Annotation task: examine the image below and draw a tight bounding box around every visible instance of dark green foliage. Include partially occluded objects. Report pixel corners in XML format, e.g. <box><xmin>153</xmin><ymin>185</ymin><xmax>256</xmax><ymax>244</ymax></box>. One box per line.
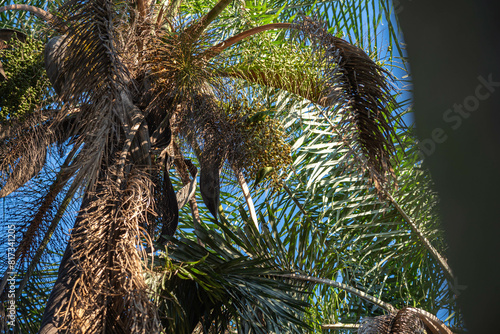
<box><xmin>0</xmin><ymin>37</ymin><xmax>51</xmax><ymax>122</ymax></box>
<box><xmin>152</xmin><ymin>220</ymin><xmax>311</xmax><ymax>334</ymax></box>
<box><xmin>0</xmin><ymin>1</ymin><xmax>463</xmax><ymax>333</ymax></box>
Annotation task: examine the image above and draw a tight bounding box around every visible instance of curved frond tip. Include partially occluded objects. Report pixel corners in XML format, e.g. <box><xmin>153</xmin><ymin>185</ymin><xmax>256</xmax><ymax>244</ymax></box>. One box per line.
<box><xmin>0</xmin><ymin>5</ymin><xmax>55</xmax><ymax>22</ymax></box>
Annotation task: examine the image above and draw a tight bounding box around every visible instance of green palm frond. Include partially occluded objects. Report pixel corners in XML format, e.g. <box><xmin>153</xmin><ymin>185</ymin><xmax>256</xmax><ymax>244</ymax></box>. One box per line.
<box><xmin>215</xmin><ymin>17</ymin><xmax>397</xmax><ymax>190</ymax></box>
<box><xmin>0</xmin><ymin>1</ymin><xmax>463</xmax><ymax>333</ymax></box>
<box><xmin>0</xmin><ymin>1</ymin><xmax>60</xmax><ymax>33</ymax></box>
<box><xmin>261</xmin><ymin>101</ymin><xmax>461</xmax><ymax>328</ymax></box>
<box><xmin>153</xmin><ymin>216</ymin><xmax>315</xmax><ymax>334</ymax></box>
<box><xmin>154</xmin><ymin>240</ymin><xmax>311</xmax><ymax>333</ymax></box>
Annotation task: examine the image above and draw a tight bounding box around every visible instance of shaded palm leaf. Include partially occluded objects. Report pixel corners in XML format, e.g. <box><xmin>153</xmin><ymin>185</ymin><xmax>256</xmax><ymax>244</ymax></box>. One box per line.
<box><xmin>153</xmin><ymin>220</ymin><xmax>312</xmax><ymax>334</ymax></box>
<box><xmin>0</xmin><ymin>1</ymin><xmax>462</xmax><ymax>333</ymax></box>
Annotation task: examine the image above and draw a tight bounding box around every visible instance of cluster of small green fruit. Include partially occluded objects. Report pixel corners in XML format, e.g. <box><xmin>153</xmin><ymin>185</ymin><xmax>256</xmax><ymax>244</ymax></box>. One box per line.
<box><xmin>0</xmin><ymin>37</ymin><xmax>51</xmax><ymax>122</ymax></box>
<box><xmin>226</xmin><ymin>102</ymin><xmax>292</xmax><ymax>188</ymax></box>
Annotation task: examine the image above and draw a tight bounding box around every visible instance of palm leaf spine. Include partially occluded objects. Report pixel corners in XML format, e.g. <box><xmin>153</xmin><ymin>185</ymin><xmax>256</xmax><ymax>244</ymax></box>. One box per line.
<box><xmin>385</xmin><ymin>192</ymin><xmax>455</xmax><ymax>283</ymax></box>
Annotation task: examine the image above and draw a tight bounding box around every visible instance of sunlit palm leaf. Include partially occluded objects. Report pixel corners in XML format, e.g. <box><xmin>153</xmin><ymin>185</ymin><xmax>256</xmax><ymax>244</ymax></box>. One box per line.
<box><xmin>0</xmin><ymin>1</ymin><xmax>463</xmax><ymax>333</ymax></box>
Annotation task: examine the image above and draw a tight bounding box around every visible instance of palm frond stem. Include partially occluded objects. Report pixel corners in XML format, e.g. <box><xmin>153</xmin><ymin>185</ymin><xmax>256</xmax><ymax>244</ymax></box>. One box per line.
<box><xmin>0</xmin><ymin>4</ymin><xmax>54</xmax><ymax>22</ymax></box>
<box><xmin>157</xmin><ymin>0</ymin><xmax>182</xmax><ymax>30</ymax></box>
<box><xmin>385</xmin><ymin>192</ymin><xmax>455</xmax><ymax>283</ymax></box>
<box><xmin>233</xmin><ymin>167</ymin><xmax>258</xmax><ymax>230</ymax></box>
<box><xmin>182</xmin><ymin>0</ymin><xmax>232</xmax><ymax>43</ymax></box>
<box><xmin>278</xmin><ymin>273</ymin><xmax>397</xmax><ymax>312</ymax></box>
<box><xmin>136</xmin><ymin>0</ymin><xmax>150</xmax><ymax>19</ymax></box>
<box><xmin>322</xmin><ymin>323</ymin><xmax>360</xmax><ymax>330</ymax></box>
<box><xmin>202</xmin><ymin>23</ymin><xmax>292</xmax><ymax>59</ymax></box>
<box><xmin>155</xmin><ymin>4</ymin><xmax>165</xmax><ymax>29</ymax></box>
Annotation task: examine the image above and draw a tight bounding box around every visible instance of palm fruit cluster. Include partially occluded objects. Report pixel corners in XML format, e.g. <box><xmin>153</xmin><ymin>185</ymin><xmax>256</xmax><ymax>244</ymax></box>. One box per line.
<box><xmin>225</xmin><ymin>100</ymin><xmax>292</xmax><ymax>188</ymax></box>
<box><xmin>147</xmin><ymin>29</ymin><xmax>213</xmax><ymax>102</ymax></box>
<box><xmin>0</xmin><ymin>37</ymin><xmax>51</xmax><ymax>122</ymax></box>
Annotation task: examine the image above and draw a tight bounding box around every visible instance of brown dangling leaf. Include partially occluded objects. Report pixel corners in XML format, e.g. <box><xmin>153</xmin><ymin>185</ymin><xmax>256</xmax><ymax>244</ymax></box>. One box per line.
<box><xmin>200</xmin><ymin>158</ymin><xmax>222</xmax><ymax>220</ymax></box>
<box><xmin>157</xmin><ymin>158</ymin><xmax>198</xmax><ymax>243</ymax></box>
<box><xmin>176</xmin><ymin>159</ymin><xmax>197</xmax><ymax>209</ymax></box>
<box><xmin>150</xmin><ymin>117</ymin><xmax>172</xmax><ymax>149</ymax></box>
<box><xmin>158</xmin><ymin>157</ymin><xmax>179</xmax><ymax>243</ymax></box>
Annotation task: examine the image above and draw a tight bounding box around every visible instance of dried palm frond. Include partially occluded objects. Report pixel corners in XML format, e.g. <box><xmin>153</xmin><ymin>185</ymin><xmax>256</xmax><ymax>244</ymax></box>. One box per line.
<box><xmin>214</xmin><ymin>16</ymin><xmax>398</xmax><ymax>191</ymax></box>
<box><xmin>5</xmin><ymin>152</ymin><xmax>75</xmax><ymax>262</ymax></box>
<box><xmin>294</xmin><ymin>16</ymin><xmax>397</xmax><ymax>190</ymax></box>
<box><xmin>360</xmin><ymin>309</ymin><xmax>426</xmax><ymax>334</ymax></box>
<box><xmin>0</xmin><ymin>148</ymin><xmax>78</xmax><ymax>303</ymax></box>
<box><xmin>56</xmin><ymin>166</ymin><xmax>159</xmax><ymax>333</ymax></box>
<box><xmin>0</xmin><ymin>112</ymin><xmax>51</xmax><ymax>198</ymax></box>
<box><xmin>359</xmin><ymin>307</ymin><xmax>454</xmax><ymax>334</ymax></box>
<box><xmin>45</xmin><ymin>0</ymin><xmax>138</xmax><ymax>189</ymax></box>
<box><xmin>0</xmin><ymin>108</ymin><xmax>82</xmax><ymax>282</ymax></box>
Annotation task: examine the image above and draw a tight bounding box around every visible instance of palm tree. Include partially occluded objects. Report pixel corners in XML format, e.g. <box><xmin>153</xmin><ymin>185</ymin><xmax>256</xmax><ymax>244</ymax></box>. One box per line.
<box><xmin>0</xmin><ymin>0</ymin><xmax>462</xmax><ymax>333</ymax></box>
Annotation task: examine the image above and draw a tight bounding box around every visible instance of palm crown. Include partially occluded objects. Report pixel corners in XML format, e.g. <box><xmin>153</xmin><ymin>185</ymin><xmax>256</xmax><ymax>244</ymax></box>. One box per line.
<box><xmin>0</xmin><ymin>1</ymin><xmax>462</xmax><ymax>333</ymax></box>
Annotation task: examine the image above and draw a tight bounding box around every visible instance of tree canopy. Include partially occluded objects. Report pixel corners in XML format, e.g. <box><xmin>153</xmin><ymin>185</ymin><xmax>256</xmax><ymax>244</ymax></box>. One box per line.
<box><xmin>0</xmin><ymin>1</ymin><xmax>463</xmax><ymax>333</ymax></box>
